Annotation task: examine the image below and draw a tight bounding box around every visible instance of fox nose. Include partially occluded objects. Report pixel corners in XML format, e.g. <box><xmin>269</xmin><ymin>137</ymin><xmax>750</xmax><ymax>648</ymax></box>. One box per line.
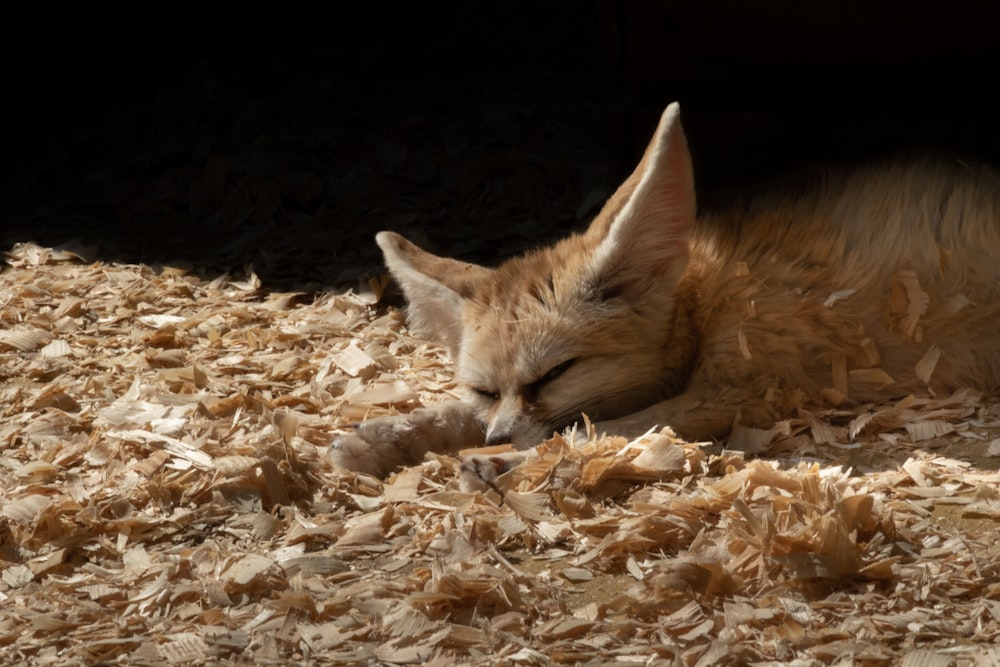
<box><xmin>485</xmin><ymin>397</ymin><xmax>520</xmax><ymax>446</ymax></box>
<box><xmin>485</xmin><ymin>429</ymin><xmax>512</xmax><ymax>446</ymax></box>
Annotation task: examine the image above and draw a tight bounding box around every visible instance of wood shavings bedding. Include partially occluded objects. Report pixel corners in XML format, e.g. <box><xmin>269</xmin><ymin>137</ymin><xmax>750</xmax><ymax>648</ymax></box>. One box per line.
<box><xmin>2</xmin><ymin>242</ymin><xmax>1000</xmax><ymax>665</ymax></box>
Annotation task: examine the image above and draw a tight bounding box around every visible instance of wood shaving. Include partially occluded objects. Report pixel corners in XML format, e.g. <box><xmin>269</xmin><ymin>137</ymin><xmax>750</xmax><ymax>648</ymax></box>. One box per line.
<box><xmin>2</xmin><ymin>242</ymin><xmax>1000</xmax><ymax>665</ymax></box>
<box><xmin>891</xmin><ymin>269</ymin><xmax>930</xmax><ymax>341</ymax></box>
<box><xmin>915</xmin><ymin>344</ymin><xmax>942</xmax><ymax>383</ymax></box>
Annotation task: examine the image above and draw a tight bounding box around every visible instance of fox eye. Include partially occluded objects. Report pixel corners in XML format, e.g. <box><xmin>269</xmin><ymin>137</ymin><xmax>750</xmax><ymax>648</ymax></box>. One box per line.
<box><xmin>534</xmin><ymin>358</ymin><xmax>577</xmax><ymax>389</ymax></box>
<box><xmin>472</xmin><ymin>387</ymin><xmax>499</xmax><ymax>402</ymax></box>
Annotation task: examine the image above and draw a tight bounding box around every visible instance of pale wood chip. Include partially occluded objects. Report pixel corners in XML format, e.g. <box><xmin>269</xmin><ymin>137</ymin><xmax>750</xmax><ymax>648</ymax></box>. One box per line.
<box><xmin>114</xmin><ymin>429</ymin><xmax>215</xmax><ymax>470</ymax></box>
<box><xmin>849</xmin><ymin>367</ymin><xmax>896</xmax><ymax>386</ymax></box>
<box><xmin>890</xmin><ymin>269</ymin><xmax>930</xmax><ymax>341</ymax></box>
<box><xmin>505</xmin><ymin>491</ymin><xmax>556</xmax><ymax>522</ymax></box>
<box><xmin>331</xmin><ymin>343</ymin><xmax>379</xmax><ymax>377</ymax></box>
<box><xmin>737</xmin><ymin>322</ymin><xmax>752</xmax><ymax>360</ymax></box>
<box><xmin>349</xmin><ymin>379</ymin><xmax>419</xmax><ymax>406</ymax></box>
<box><xmin>899</xmin><ymin>650</ymin><xmax>954</xmax><ymax>667</ymax></box>
<box><xmin>915</xmin><ymin>344</ymin><xmax>942</xmax><ymax>383</ymax></box>
<box><xmin>335</xmin><ymin>509</ymin><xmax>390</xmax><ymax>546</ymax></box>
<box><xmin>824</xmin><ymin>288</ymin><xmax>856</xmax><ymax>307</ymax></box>
<box><xmin>222</xmin><ymin>554</ymin><xmax>280</xmax><ymax>590</ymax></box>
<box><xmin>158</xmin><ymin>633</ymin><xmax>210</xmax><ymax>664</ymax></box>
<box><xmin>905</xmin><ymin>420</ymin><xmax>955</xmax><ymax>441</ymax></box>
<box><xmin>830</xmin><ymin>351</ymin><xmax>849</xmax><ymax>397</ymax></box>
<box><xmin>0</xmin><ymin>326</ymin><xmax>53</xmax><ymax>351</ymax></box>
<box><xmin>859</xmin><ymin>335</ymin><xmax>881</xmax><ymax>366</ymax></box>
<box><xmin>943</xmin><ymin>292</ymin><xmax>970</xmax><ymax>316</ymax></box>
<box><xmin>39</xmin><ymin>338</ymin><xmax>72</xmax><ymax>358</ymax></box>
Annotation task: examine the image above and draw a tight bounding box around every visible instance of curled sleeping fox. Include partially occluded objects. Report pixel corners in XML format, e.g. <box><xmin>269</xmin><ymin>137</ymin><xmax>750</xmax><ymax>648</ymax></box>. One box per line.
<box><xmin>331</xmin><ymin>102</ymin><xmax>1000</xmax><ymax>477</ymax></box>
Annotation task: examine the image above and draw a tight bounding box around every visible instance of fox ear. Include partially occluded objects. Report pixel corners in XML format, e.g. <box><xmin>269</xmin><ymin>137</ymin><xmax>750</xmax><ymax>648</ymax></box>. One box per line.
<box><xmin>586</xmin><ymin>103</ymin><xmax>695</xmax><ymax>295</ymax></box>
<box><xmin>376</xmin><ymin>231</ymin><xmax>492</xmax><ymax>356</ymax></box>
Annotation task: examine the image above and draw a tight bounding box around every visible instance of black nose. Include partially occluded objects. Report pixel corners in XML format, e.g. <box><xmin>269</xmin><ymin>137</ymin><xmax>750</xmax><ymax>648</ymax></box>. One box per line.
<box><xmin>485</xmin><ymin>431</ymin><xmax>511</xmax><ymax>446</ymax></box>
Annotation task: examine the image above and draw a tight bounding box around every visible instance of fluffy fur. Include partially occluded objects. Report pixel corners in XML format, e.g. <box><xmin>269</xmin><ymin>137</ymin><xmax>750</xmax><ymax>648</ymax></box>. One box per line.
<box><xmin>331</xmin><ymin>103</ymin><xmax>1000</xmax><ymax>477</ymax></box>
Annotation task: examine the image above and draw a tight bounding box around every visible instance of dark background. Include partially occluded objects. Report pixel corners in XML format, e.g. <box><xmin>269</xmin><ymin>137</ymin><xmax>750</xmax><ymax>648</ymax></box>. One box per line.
<box><xmin>4</xmin><ymin>1</ymin><xmax>1000</xmax><ymax>290</ymax></box>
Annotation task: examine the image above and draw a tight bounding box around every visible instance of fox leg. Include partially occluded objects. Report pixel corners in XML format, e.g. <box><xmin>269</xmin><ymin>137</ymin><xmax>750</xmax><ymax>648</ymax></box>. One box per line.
<box><xmin>459</xmin><ymin>386</ymin><xmax>767</xmax><ymax>486</ymax></box>
<box><xmin>330</xmin><ymin>400</ymin><xmax>485</xmax><ymax>477</ymax></box>
<box><xmin>594</xmin><ymin>384</ymin><xmax>773</xmax><ymax>442</ymax></box>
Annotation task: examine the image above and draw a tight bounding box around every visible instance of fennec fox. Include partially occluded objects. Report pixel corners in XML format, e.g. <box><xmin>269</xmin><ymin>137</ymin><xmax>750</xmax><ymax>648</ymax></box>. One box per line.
<box><xmin>332</xmin><ymin>103</ymin><xmax>1000</xmax><ymax>477</ymax></box>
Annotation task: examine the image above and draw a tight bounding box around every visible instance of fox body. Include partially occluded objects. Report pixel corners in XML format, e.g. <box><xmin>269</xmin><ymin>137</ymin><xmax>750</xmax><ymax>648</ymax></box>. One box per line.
<box><xmin>332</xmin><ymin>103</ymin><xmax>1000</xmax><ymax>477</ymax></box>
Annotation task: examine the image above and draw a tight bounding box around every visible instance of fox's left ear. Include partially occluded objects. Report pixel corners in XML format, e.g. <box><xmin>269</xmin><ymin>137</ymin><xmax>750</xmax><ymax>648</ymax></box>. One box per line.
<box><xmin>585</xmin><ymin>103</ymin><xmax>695</xmax><ymax>295</ymax></box>
<box><xmin>376</xmin><ymin>231</ymin><xmax>492</xmax><ymax>356</ymax></box>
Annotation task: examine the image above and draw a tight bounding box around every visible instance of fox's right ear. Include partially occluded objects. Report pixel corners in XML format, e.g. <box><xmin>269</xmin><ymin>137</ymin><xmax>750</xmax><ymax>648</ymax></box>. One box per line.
<box><xmin>375</xmin><ymin>231</ymin><xmax>492</xmax><ymax>356</ymax></box>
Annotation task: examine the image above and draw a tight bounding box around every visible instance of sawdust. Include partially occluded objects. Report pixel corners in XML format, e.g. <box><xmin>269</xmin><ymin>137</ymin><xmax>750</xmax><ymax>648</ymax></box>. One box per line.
<box><xmin>3</xmin><ymin>243</ymin><xmax>1000</xmax><ymax>665</ymax></box>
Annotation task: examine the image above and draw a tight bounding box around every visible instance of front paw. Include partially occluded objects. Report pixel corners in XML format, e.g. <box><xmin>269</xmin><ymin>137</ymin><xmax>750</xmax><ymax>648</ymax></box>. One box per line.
<box><xmin>330</xmin><ymin>428</ymin><xmax>415</xmax><ymax>478</ymax></box>
<box><xmin>459</xmin><ymin>450</ymin><xmax>530</xmax><ymax>490</ymax></box>
<box><xmin>329</xmin><ymin>402</ymin><xmax>486</xmax><ymax>478</ymax></box>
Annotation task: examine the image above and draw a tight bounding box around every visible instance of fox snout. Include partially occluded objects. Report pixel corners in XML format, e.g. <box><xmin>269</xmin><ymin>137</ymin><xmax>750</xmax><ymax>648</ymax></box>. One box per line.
<box><xmin>482</xmin><ymin>394</ymin><xmax>523</xmax><ymax>446</ymax></box>
<box><xmin>484</xmin><ymin>425</ymin><xmax>513</xmax><ymax>446</ymax></box>
<box><xmin>481</xmin><ymin>394</ymin><xmax>552</xmax><ymax>446</ymax></box>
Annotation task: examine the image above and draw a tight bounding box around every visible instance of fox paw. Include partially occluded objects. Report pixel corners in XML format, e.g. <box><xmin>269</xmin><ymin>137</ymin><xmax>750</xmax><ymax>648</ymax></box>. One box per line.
<box><xmin>329</xmin><ymin>432</ymin><xmax>407</xmax><ymax>478</ymax></box>
<box><xmin>329</xmin><ymin>402</ymin><xmax>486</xmax><ymax>478</ymax></box>
<box><xmin>458</xmin><ymin>450</ymin><xmax>531</xmax><ymax>490</ymax></box>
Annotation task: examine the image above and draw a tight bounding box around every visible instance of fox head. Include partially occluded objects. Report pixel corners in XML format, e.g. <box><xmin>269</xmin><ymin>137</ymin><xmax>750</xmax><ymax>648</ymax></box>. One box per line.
<box><xmin>377</xmin><ymin>103</ymin><xmax>698</xmax><ymax>446</ymax></box>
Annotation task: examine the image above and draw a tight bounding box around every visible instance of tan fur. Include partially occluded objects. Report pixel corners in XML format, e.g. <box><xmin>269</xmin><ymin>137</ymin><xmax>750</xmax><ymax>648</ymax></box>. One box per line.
<box><xmin>332</xmin><ymin>103</ymin><xmax>1000</xmax><ymax>476</ymax></box>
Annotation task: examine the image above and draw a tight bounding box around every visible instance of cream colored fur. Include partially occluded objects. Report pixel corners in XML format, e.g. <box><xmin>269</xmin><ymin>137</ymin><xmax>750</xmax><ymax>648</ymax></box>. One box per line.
<box><xmin>331</xmin><ymin>103</ymin><xmax>1000</xmax><ymax>477</ymax></box>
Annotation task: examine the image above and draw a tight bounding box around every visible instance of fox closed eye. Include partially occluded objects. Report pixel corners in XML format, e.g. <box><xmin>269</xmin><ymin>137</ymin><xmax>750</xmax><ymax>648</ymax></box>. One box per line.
<box><xmin>532</xmin><ymin>359</ymin><xmax>577</xmax><ymax>388</ymax></box>
<box><xmin>472</xmin><ymin>387</ymin><xmax>500</xmax><ymax>402</ymax></box>
<box><xmin>530</xmin><ymin>358</ymin><xmax>577</xmax><ymax>393</ymax></box>
<box><xmin>469</xmin><ymin>358</ymin><xmax>577</xmax><ymax>403</ymax></box>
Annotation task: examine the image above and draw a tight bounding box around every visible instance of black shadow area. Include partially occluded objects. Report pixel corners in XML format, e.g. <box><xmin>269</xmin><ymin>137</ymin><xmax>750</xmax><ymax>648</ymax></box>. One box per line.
<box><xmin>3</xmin><ymin>2</ymin><xmax>1000</xmax><ymax>291</ymax></box>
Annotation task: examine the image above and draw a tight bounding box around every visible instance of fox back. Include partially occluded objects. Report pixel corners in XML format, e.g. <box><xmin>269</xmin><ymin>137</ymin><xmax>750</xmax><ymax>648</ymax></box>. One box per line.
<box><xmin>376</xmin><ymin>103</ymin><xmax>1000</xmax><ymax>447</ymax></box>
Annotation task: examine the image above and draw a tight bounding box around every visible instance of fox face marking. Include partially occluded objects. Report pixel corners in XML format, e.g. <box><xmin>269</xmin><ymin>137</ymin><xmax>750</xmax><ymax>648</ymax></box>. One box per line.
<box><xmin>462</xmin><ymin>346</ymin><xmax>581</xmax><ymax>446</ymax></box>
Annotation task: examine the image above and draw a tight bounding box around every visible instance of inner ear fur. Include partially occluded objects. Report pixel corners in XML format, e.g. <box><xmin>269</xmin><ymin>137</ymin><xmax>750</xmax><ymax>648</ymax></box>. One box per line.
<box><xmin>376</xmin><ymin>231</ymin><xmax>493</xmax><ymax>356</ymax></box>
<box><xmin>583</xmin><ymin>103</ymin><xmax>696</xmax><ymax>295</ymax></box>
